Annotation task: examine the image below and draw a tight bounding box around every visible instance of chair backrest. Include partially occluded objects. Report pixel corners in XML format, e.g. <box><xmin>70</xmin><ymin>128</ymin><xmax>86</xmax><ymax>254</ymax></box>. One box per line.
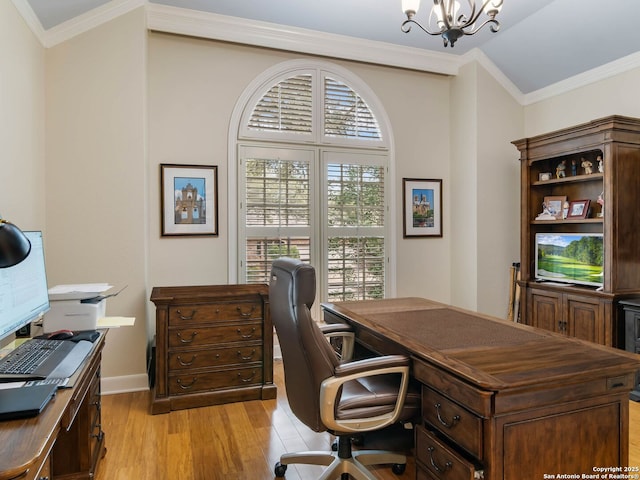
<box><xmin>269</xmin><ymin>257</ymin><xmax>339</xmax><ymax>432</ymax></box>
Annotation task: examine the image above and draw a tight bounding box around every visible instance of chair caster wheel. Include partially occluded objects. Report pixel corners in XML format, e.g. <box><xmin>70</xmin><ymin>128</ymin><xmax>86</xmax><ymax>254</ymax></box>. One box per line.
<box><xmin>392</xmin><ymin>463</ymin><xmax>406</xmax><ymax>475</ymax></box>
<box><xmin>274</xmin><ymin>462</ymin><xmax>287</xmax><ymax>477</ymax></box>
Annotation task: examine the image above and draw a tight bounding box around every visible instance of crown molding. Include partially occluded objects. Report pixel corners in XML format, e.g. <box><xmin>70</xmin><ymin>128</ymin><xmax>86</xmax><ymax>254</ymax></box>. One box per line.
<box><xmin>11</xmin><ymin>0</ymin><xmax>45</xmax><ymax>42</ymax></box>
<box><xmin>146</xmin><ymin>4</ymin><xmax>462</xmax><ymax>77</ymax></box>
<box><xmin>462</xmin><ymin>48</ymin><xmax>525</xmax><ymax>104</ymax></box>
<box><xmin>524</xmin><ymin>50</ymin><xmax>640</xmax><ymax>105</ymax></box>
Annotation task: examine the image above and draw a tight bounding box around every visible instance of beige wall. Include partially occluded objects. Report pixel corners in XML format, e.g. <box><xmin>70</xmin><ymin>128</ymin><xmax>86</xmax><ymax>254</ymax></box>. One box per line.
<box><xmin>45</xmin><ymin>9</ymin><xmax>148</xmax><ymax>390</ymax></box>
<box><xmin>524</xmin><ymin>67</ymin><xmax>640</xmax><ymax>136</ymax></box>
<box><xmin>1</xmin><ymin>2</ymin><xmax>46</xmax><ymax>230</ymax></box>
<box><xmin>147</xmin><ymin>33</ymin><xmax>454</xmax><ymax>304</ymax></box>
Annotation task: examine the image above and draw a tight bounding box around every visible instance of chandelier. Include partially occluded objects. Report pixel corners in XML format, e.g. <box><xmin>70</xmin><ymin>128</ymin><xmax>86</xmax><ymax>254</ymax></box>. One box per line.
<box><xmin>401</xmin><ymin>0</ymin><xmax>503</xmax><ymax>47</ymax></box>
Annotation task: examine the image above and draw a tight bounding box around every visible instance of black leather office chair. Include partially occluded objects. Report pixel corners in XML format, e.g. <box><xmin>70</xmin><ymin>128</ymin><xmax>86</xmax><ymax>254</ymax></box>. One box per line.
<box><xmin>269</xmin><ymin>257</ymin><xmax>420</xmax><ymax>479</ymax></box>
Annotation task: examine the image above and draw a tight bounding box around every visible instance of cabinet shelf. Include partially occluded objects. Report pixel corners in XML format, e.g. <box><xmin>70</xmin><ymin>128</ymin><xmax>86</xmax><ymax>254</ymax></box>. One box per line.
<box><xmin>531</xmin><ymin>172</ymin><xmax>603</xmax><ymax>187</ymax></box>
<box><xmin>531</xmin><ymin>218</ymin><xmax>603</xmax><ymax>225</ymax></box>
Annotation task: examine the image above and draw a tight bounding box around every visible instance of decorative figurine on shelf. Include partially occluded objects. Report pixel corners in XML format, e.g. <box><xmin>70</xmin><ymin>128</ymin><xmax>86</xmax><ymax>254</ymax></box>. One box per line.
<box><xmin>562</xmin><ymin>200</ymin><xmax>570</xmax><ymax>219</ymax></box>
<box><xmin>597</xmin><ymin>190</ymin><xmax>604</xmax><ymax>217</ymax></box>
<box><xmin>536</xmin><ymin>202</ymin><xmax>557</xmax><ymax>221</ymax></box>
<box><xmin>597</xmin><ymin>155</ymin><xmax>604</xmax><ymax>173</ymax></box>
<box><xmin>581</xmin><ymin>158</ymin><xmax>593</xmax><ymax>174</ymax></box>
<box><xmin>571</xmin><ymin>159</ymin><xmax>578</xmax><ymax>176</ymax></box>
<box><xmin>556</xmin><ymin>160</ymin><xmax>566</xmax><ymax>178</ymax></box>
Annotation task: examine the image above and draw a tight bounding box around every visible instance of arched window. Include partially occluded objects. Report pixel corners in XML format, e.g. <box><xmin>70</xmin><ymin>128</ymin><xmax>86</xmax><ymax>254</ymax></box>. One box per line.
<box><xmin>231</xmin><ymin>60</ymin><xmax>394</xmax><ymax>303</ymax></box>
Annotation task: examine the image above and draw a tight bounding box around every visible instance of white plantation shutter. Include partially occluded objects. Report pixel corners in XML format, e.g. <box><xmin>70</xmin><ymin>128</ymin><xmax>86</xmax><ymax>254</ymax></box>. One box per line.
<box><xmin>324</xmin><ymin>77</ymin><xmax>381</xmax><ymax>141</ymax></box>
<box><xmin>238</xmin><ymin>64</ymin><xmax>389</xmax><ymax>301</ymax></box>
<box><xmin>247</xmin><ymin>75</ymin><xmax>313</xmax><ymax>135</ymax></box>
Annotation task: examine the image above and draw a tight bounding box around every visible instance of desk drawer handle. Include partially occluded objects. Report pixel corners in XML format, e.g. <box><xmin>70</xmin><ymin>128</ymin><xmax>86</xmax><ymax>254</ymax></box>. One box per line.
<box><xmin>176</xmin><ymin>309</ymin><xmax>196</xmax><ymax>320</ymax></box>
<box><xmin>237</xmin><ymin>349</ymin><xmax>257</xmax><ymax>361</ymax></box>
<box><xmin>237</xmin><ymin>305</ymin><xmax>257</xmax><ymax>317</ymax></box>
<box><xmin>237</xmin><ymin>327</ymin><xmax>256</xmax><ymax>339</ymax></box>
<box><xmin>238</xmin><ymin>370</ymin><xmax>256</xmax><ymax>383</ymax></box>
<box><xmin>177</xmin><ymin>377</ymin><xmax>198</xmax><ymax>389</ymax></box>
<box><xmin>177</xmin><ymin>354</ymin><xmax>197</xmax><ymax>366</ymax></box>
<box><xmin>434</xmin><ymin>403</ymin><xmax>460</xmax><ymax>428</ymax></box>
<box><xmin>427</xmin><ymin>446</ymin><xmax>452</xmax><ymax>473</ymax></box>
<box><xmin>177</xmin><ymin>331</ymin><xmax>198</xmax><ymax>343</ymax></box>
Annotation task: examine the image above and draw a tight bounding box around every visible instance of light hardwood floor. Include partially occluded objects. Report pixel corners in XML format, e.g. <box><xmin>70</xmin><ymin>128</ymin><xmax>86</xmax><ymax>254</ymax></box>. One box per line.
<box><xmin>96</xmin><ymin>361</ymin><xmax>640</xmax><ymax>480</ymax></box>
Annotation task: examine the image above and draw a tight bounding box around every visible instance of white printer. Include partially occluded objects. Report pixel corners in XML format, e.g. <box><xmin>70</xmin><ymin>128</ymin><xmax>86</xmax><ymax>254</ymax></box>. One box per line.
<box><xmin>43</xmin><ymin>284</ymin><xmax>123</xmax><ymax>333</ymax></box>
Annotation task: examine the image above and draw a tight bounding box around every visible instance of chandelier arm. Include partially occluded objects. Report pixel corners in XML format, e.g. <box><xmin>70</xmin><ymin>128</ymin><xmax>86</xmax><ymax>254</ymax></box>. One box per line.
<box><xmin>462</xmin><ymin>17</ymin><xmax>500</xmax><ymax>35</ymax></box>
<box><xmin>401</xmin><ymin>19</ymin><xmax>443</xmax><ymax>36</ymax></box>
<box><xmin>461</xmin><ymin>0</ymin><xmax>500</xmax><ymax>28</ymax></box>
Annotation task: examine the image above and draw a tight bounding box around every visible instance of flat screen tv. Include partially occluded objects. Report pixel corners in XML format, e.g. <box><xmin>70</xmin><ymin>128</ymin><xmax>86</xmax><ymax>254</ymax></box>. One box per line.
<box><xmin>534</xmin><ymin>233</ymin><xmax>604</xmax><ymax>287</ymax></box>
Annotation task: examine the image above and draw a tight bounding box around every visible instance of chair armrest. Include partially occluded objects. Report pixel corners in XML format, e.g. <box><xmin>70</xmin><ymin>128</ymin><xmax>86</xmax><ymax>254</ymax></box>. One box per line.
<box><xmin>334</xmin><ymin>354</ymin><xmax>409</xmax><ymax>377</ymax></box>
<box><xmin>319</xmin><ymin>324</ymin><xmax>355</xmax><ymax>361</ymax></box>
<box><xmin>319</xmin><ymin>355</ymin><xmax>410</xmax><ymax>433</ymax></box>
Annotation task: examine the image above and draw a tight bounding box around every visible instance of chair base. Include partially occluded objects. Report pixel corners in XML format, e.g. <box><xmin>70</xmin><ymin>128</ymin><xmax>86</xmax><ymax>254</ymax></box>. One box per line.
<box><xmin>275</xmin><ymin>436</ymin><xmax>407</xmax><ymax>480</ymax></box>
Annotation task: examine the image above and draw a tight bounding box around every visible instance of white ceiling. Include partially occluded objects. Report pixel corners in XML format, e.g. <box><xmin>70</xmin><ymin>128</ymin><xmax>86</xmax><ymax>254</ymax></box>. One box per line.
<box><xmin>23</xmin><ymin>0</ymin><xmax>640</xmax><ymax>95</ymax></box>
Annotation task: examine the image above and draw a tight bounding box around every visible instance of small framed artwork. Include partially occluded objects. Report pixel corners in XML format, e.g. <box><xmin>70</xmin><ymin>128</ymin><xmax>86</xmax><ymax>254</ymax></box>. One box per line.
<box><xmin>567</xmin><ymin>199</ymin><xmax>591</xmax><ymax>219</ymax></box>
<box><xmin>161</xmin><ymin>164</ymin><xmax>219</xmax><ymax>236</ymax></box>
<box><xmin>403</xmin><ymin>178</ymin><xmax>443</xmax><ymax>238</ymax></box>
<box><xmin>543</xmin><ymin>195</ymin><xmax>567</xmax><ymax>220</ymax></box>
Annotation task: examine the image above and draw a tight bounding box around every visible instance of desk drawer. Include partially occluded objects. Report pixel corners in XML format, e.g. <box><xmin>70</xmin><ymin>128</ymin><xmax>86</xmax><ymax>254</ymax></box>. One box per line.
<box><xmin>168</xmin><ymin>323</ymin><xmax>262</xmax><ymax>348</ymax></box>
<box><xmin>169</xmin><ymin>366</ymin><xmax>263</xmax><ymax>395</ymax></box>
<box><xmin>168</xmin><ymin>345</ymin><xmax>263</xmax><ymax>370</ymax></box>
<box><xmin>416</xmin><ymin>426</ymin><xmax>478</xmax><ymax>480</ymax></box>
<box><xmin>169</xmin><ymin>301</ymin><xmax>262</xmax><ymax>325</ymax></box>
<box><xmin>422</xmin><ymin>386</ymin><xmax>483</xmax><ymax>459</ymax></box>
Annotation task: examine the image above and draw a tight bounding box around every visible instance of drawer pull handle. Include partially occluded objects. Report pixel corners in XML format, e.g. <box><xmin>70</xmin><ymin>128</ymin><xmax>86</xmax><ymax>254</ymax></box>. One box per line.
<box><xmin>177</xmin><ymin>377</ymin><xmax>198</xmax><ymax>389</ymax></box>
<box><xmin>434</xmin><ymin>403</ymin><xmax>460</xmax><ymax>428</ymax></box>
<box><xmin>177</xmin><ymin>354</ymin><xmax>197</xmax><ymax>366</ymax></box>
<box><xmin>176</xmin><ymin>309</ymin><xmax>196</xmax><ymax>320</ymax></box>
<box><xmin>427</xmin><ymin>446</ymin><xmax>453</xmax><ymax>473</ymax></box>
<box><xmin>238</xmin><ymin>370</ymin><xmax>256</xmax><ymax>383</ymax></box>
<box><xmin>177</xmin><ymin>331</ymin><xmax>198</xmax><ymax>343</ymax></box>
<box><xmin>237</xmin><ymin>349</ymin><xmax>257</xmax><ymax>361</ymax></box>
<box><xmin>237</xmin><ymin>305</ymin><xmax>257</xmax><ymax>317</ymax></box>
<box><xmin>237</xmin><ymin>327</ymin><xmax>256</xmax><ymax>339</ymax></box>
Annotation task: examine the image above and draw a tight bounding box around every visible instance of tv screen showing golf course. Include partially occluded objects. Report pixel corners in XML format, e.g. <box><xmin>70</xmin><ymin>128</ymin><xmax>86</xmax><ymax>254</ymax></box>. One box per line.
<box><xmin>535</xmin><ymin>233</ymin><xmax>604</xmax><ymax>287</ymax></box>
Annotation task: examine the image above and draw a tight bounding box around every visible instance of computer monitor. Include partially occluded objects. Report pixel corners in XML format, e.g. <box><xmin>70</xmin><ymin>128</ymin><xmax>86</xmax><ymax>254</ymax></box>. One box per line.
<box><xmin>0</xmin><ymin>231</ymin><xmax>50</xmax><ymax>342</ymax></box>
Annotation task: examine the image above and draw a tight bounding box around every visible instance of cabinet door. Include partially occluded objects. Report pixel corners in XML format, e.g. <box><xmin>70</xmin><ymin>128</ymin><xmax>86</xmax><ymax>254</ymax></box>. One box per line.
<box><xmin>529</xmin><ymin>289</ymin><xmax>562</xmax><ymax>333</ymax></box>
<box><xmin>566</xmin><ymin>295</ymin><xmax>604</xmax><ymax>344</ymax></box>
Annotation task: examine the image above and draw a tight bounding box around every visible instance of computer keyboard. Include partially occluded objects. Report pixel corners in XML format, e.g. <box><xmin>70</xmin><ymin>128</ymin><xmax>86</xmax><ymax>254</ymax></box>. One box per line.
<box><xmin>0</xmin><ymin>338</ymin><xmax>90</xmax><ymax>382</ymax></box>
<box><xmin>0</xmin><ymin>339</ymin><xmax>68</xmax><ymax>375</ymax></box>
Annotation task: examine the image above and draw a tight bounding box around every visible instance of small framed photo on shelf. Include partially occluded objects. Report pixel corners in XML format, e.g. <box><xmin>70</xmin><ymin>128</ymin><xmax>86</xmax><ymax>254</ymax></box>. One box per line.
<box><xmin>542</xmin><ymin>195</ymin><xmax>567</xmax><ymax>220</ymax></box>
<box><xmin>538</xmin><ymin>172</ymin><xmax>553</xmax><ymax>182</ymax></box>
<box><xmin>161</xmin><ymin>164</ymin><xmax>219</xmax><ymax>236</ymax></box>
<box><xmin>567</xmin><ymin>199</ymin><xmax>591</xmax><ymax>219</ymax></box>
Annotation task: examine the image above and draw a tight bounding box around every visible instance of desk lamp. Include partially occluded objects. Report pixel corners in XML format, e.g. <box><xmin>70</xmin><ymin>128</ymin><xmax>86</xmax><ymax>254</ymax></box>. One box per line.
<box><xmin>0</xmin><ymin>216</ymin><xmax>31</xmax><ymax>268</ymax></box>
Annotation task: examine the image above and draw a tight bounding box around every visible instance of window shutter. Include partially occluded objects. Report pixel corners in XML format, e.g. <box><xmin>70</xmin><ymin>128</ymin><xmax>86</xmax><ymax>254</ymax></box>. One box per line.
<box><xmin>324</xmin><ymin>77</ymin><xmax>381</xmax><ymax>140</ymax></box>
<box><xmin>247</xmin><ymin>75</ymin><xmax>313</xmax><ymax>134</ymax></box>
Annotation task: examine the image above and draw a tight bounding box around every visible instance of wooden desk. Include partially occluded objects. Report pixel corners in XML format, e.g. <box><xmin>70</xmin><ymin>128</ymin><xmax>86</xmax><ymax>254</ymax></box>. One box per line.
<box><xmin>0</xmin><ymin>333</ymin><xmax>106</xmax><ymax>480</ymax></box>
<box><xmin>322</xmin><ymin>298</ymin><xmax>640</xmax><ymax>480</ymax></box>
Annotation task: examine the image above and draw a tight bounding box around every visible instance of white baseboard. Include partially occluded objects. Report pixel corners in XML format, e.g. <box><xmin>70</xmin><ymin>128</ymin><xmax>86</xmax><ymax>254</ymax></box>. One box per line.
<box><xmin>101</xmin><ymin>373</ymin><xmax>149</xmax><ymax>395</ymax></box>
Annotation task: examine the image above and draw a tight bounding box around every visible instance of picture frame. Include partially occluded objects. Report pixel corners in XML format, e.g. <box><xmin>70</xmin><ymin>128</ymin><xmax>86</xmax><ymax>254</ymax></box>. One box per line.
<box><xmin>160</xmin><ymin>164</ymin><xmax>219</xmax><ymax>236</ymax></box>
<box><xmin>567</xmin><ymin>199</ymin><xmax>591</xmax><ymax>219</ymax></box>
<box><xmin>543</xmin><ymin>195</ymin><xmax>567</xmax><ymax>220</ymax></box>
<box><xmin>403</xmin><ymin>178</ymin><xmax>443</xmax><ymax>238</ymax></box>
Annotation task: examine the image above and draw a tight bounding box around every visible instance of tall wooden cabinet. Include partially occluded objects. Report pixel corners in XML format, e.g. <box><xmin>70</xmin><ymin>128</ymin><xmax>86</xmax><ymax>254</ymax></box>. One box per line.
<box><xmin>513</xmin><ymin>115</ymin><xmax>640</xmax><ymax>347</ymax></box>
<box><xmin>150</xmin><ymin>284</ymin><xmax>277</xmax><ymax>414</ymax></box>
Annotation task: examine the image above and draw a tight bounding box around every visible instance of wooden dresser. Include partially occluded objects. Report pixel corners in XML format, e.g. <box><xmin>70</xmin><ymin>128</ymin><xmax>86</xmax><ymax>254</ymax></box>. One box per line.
<box><xmin>150</xmin><ymin>284</ymin><xmax>277</xmax><ymax>414</ymax></box>
<box><xmin>0</xmin><ymin>332</ymin><xmax>106</xmax><ymax>480</ymax></box>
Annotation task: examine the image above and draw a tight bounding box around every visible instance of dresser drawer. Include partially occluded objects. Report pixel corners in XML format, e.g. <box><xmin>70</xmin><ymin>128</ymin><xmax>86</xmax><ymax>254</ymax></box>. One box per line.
<box><xmin>169</xmin><ymin>301</ymin><xmax>263</xmax><ymax>325</ymax></box>
<box><xmin>422</xmin><ymin>386</ymin><xmax>483</xmax><ymax>459</ymax></box>
<box><xmin>416</xmin><ymin>426</ymin><xmax>479</xmax><ymax>480</ymax></box>
<box><xmin>168</xmin><ymin>345</ymin><xmax>263</xmax><ymax>370</ymax></box>
<box><xmin>169</xmin><ymin>366</ymin><xmax>264</xmax><ymax>395</ymax></box>
<box><xmin>168</xmin><ymin>322</ymin><xmax>262</xmax><ymax>348</ymax></box>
